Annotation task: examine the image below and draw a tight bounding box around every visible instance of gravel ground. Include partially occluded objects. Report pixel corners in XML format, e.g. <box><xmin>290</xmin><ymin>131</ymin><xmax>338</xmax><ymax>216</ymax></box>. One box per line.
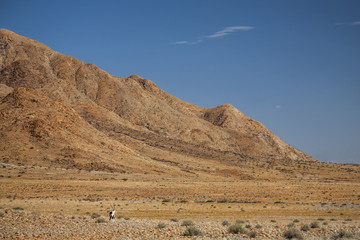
<box><xmin>0</xmin><ymin>210</ymin><xmax>359</xmax><ymax>239</ymax></box>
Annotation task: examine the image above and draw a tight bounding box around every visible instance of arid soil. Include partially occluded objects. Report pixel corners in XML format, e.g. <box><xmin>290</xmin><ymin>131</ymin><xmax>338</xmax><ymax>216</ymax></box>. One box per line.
<box><xmin>1</xmin><ymin>209</ymin><xmax>359</xmax><ymax>239</ymax></box>
<box><xmin>1</xmin><ymin>162</ymin><xmax>359</xmax><ymax>239</ymax></box>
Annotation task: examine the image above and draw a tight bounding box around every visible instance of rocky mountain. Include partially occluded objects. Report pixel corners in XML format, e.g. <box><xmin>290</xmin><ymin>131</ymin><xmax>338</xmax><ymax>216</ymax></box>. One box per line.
<box><xmin>0</xmin><ymin>29</ymin><xmax>315</xmax><ymax>175</ymax></box>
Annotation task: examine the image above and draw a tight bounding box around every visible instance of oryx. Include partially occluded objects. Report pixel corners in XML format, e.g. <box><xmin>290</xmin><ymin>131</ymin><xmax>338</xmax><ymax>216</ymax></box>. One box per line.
<box><xmin>109</xmin><ymin>203</ymin><xmax>116</xmax><ymax>221</ymax></box>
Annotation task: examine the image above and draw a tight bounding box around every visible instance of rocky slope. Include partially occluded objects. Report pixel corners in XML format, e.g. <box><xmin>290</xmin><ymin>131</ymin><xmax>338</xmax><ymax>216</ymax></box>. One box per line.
<box><xmin>0</xmin><ymin>29</ymin><xmax>315</xmax><ymax>174</ymax></box>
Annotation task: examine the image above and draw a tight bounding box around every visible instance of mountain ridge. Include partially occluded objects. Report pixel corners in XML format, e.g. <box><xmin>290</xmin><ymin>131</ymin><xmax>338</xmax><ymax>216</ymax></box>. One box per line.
<box><xmin>0</xmin><ymin>29</ymin><xmax>316</xmax><ymax>176</ymax></box>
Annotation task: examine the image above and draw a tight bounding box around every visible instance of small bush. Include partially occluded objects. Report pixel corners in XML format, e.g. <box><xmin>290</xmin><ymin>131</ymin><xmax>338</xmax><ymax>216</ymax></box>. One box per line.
<box><xmin>331</xmin><ymin>229</ymin><xmax>354</xmax><ymax>239</ymax></box>
<box><xmin>236</xmin><ymin>219</ymin><xmax>245</xmax><ymax>224</ymax></box>
<box><xmin>222</xmin><ymin>220</ymin><xmax>230</xmax><ymax>226</ymax></box>
<box><xmin>181</xmin><ymin>219</ymin><xmax>194</xmax><ymax>226</ymax></box>
<box><xmin>293</xmin><ymin>219</ymin><xmax>300</xmax><ymax>223</ymax></box>
<box><xmin>157</xmin><ymin>222</ymin><xmax>166</xmax><ymax>229</ymax></box>
<box><xmin>183</xmin><ymin>226</ymin><xmax>202</xmax><ymax>236</ymax></box>
<box><xmin>300</xmin><ymin>224</ymin><xmax>310</xmax><ymax>232</ymax></box>
<box><xmin>248</xmin><ymin>231</ymin><xmax>257</xmax><ymax>238</ymax></box>
<box><xmin>287</xmin><ymin>222</ymin><xmax>296</xmax><ymax>228</ymax></box>
<box><xmin>170</xmin><ymin>217</ymin><xmax>179</xmax><ymax>222</ymax></box>
<box><xmin>13</xmin><ymin>207</ymin><xmax>24</xmax><ymax>211</ymax></box>
<box><xmin>255</xmin><ymin>224</ymin><xmax>262</xmax><ymax>229</ymax></box>
<box><xmin>284</xmin><ymin>228</ymin><xmax>304</xmax><ymax>240</ymax></box>
<box><xmin>245</xmin><ymin>224</ymin><xmax>251</xmax><ymax>228</ymax></box>
<box><xmin>310</xmin><ymin>221</ymin><xmax>320</xmax><ymax>228</ymax></box>
<box><xmin>271</xmin><ymin>219</ymin><xmax>277</xmax><ymax>223</ymax></box>
<box><xmin>95</xmin><ymin>217</ymin><xmax>106</xmax><ymax>223</ymax></box>
<box><xmin>228</xmin><ymin>224</ymin><xmax>247</xmax><ymax>234</ymax></box>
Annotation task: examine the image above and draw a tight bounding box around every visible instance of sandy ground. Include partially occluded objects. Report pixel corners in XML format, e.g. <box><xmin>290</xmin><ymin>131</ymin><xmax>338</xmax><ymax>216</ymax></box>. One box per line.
<box><xmin>0</xmin><ymin>208</ymin><xmax>359</xmax><ymax>239</ymax></box>
<box><xmin>1</xmin><ymin>163</ymin><xmax>359</xmax><ymax>239</ymax></box>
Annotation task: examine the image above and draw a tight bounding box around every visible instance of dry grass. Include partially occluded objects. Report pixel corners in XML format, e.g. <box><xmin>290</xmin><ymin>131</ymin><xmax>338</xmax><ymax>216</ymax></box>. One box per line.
<box><xmin>0</xmin><ymin>163</ymin><xmax>359</xmax><ymax>239</ymax></box>
<box><xmin>0</xmin><ymin>163</ymin><xmax>359</xmax><ymax>221</ymax></box>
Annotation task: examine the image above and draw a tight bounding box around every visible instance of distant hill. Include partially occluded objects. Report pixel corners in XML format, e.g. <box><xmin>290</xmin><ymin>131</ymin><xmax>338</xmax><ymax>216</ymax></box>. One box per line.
<box><xmin>0</xmin><ymin>29</ymin><xmax>315</xmax><ymax>176</ymax></box>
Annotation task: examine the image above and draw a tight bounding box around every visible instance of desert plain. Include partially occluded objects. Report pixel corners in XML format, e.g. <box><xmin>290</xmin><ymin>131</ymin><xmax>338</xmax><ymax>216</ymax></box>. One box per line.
<box><xmin>1</xmin><ymin>160</ymin><xmax>359</xmax><ymax>239</ymax></box>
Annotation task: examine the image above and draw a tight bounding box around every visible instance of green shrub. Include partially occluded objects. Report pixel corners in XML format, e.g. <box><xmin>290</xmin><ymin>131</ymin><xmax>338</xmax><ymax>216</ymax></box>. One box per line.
<box><xmin>181</xmin><ymin>219</ymin><xmax>194</xmax><ymax>226</ymax></box>
<box><xmin>222</xmin><ymin>220</ymin><xmax>230</xmax><ymax>226</ymax></box>
<box><xmin>310</xmin><ymin>221</ymin><xmax>320</xmax><ymax>228</ymax></box>
<box><xmin>157</xmin><ymin>222</ymin><xmax>166</xmax><ymax>229</ymax></box>
<box><xmin>293</xmin><ymin>219</ymin><xmax>300</xmax><ymax>223</ymax></box>
<box><xmin>183</xmin><ymin>226</ymin><xmax>202</xmax><ymax>236</ymax></box>
<box><xmin>248</xmin><ymin>231</ymin><xmax>257</xmax><ymax>238</ymax></box>
<box><xmin>284</xmin><ymin>228</ymin><xmax>304</xmax><ymax>240</ymax></box>
<box><xmin>255</xmin><ymin>224</ymin><xmax>262</xmax><ymax>229</ymax></box>
<box><xmin>170</xmin><ymin>217</ymin><xmax>179</xmax><ymax>222</ymax></box>
<box><xmin>331</xmin><ymin>229</ymin><xmax>354</xmax><ymax>239</ymax></box>
<box><xmin>287</xmin><ymin>222</ymin><xmax>296</xmax><ymax>228</ymax></box>
<box><xmin>228</xmin><ymin>224</ymin><xmax>247</xmax><ymax>234</ymax></box>
<box><xmin>13</xmin><ymin>207</ymin><xmax>24</xmax><ymax>210</ymax></box>
<box><xmin>300</xmin><ymin>224</ymin><xmax>310</xmax><ymax>232</ymax></box>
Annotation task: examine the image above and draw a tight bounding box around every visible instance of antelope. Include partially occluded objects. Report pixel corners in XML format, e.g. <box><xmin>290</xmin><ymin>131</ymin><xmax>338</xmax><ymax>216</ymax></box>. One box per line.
<box><xmin>109</xmin><ymin>203</ymin><xmax>116</xmax><ymax>221</ymax></box>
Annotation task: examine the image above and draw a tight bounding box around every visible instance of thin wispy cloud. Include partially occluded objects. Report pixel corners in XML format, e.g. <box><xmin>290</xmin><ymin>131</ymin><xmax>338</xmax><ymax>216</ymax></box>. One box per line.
<box><xmin>171</xmin><ymin>40</ymin><xmax>203</xmax><ymax>45</ymax></box>
<box><xmin>171</xmin><ymin>41</ymin><xmax>189</xmax><ymax>45</ymax></box>
<box><xmin>206</xmin><ymin>26</ymin><xmax>254</xmax><ymax>38</ymax></box>
<box><xmin>186</xmin><ymin>39</ymin><xmax>203</xmax><ymax>45</ymax></box>
<box><xmin>170</xmin><ymin>25</ymin><xmax>254</xmax><ymax>45</ymax></box>
<box><xmin>335</xmin><ymin>21</ymin><xmax>360</xmax><ymax>26</ymax></box>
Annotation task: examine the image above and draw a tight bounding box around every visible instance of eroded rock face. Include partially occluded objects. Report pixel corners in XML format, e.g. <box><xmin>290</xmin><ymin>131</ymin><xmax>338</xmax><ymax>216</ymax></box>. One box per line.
<box><xmin>0</xmin><ymin>29</ymin><xmax>315</xmax><ymax>173</ymax></box>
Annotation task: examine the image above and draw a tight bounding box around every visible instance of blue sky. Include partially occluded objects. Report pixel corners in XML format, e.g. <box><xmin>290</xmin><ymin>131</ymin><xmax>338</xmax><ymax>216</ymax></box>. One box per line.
<box><xmin>1</xmin><ymin>0</ymin><xmax>359</xmax><ymax>164</ymax></box>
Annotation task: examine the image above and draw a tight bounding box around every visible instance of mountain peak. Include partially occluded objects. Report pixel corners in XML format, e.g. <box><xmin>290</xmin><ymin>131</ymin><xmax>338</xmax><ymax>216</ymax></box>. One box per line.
<box><xmin>0</xmin><ymin>29</ymin><xmax>316</xmax><ymax>174</ymax></box>
<box><xmin>128</xmin><ymin>74</ymin><xmax>144</xmax><ymax>80</ymax></box>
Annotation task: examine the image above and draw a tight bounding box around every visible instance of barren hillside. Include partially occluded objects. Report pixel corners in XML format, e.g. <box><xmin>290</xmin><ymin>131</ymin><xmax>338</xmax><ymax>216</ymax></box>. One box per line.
<box><xmin>0</xmin><ymin>29</ymin><xmax>315</xmax><ymax>175</ymax></box>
